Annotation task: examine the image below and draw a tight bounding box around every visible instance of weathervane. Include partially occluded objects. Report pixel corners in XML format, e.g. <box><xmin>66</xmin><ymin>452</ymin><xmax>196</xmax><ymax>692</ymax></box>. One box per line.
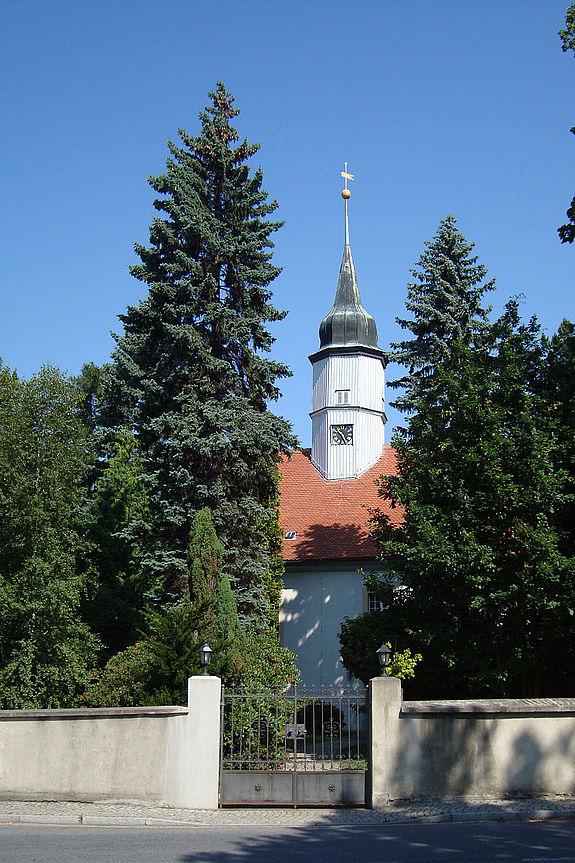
<box><xmin>340</xmin><ymin>162</ymin><xmax>354</xmax><ymax>244</ymax></box>
<box><xmin>340</xmin><ymin>162</ymin><xmax>354</xmax><ymax>199</ymax></box>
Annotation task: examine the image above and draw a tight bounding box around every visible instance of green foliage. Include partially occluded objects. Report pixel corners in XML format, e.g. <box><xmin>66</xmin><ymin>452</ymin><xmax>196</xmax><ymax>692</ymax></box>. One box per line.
<box><xmin>78</xmin><ymin>641</ymin><xmax>156</xmax><ymax>707</ymax></box>
<box><xmin>539</xmin><ymin>319</ymin><xmax>575</xmax><ymax>566</ymax></box>
<box><xmin>236</xmin><ymin>628</ymin><xmax>300</xmax><ymax>689</ymax></box>
<box><xmin>220</xmin><ymin>629</ymin><xmax>300</xmax><ymax>769</ymax></box>
<box><xmin>370</xmin><ymin>303</ymin><xmax>575</xmax><ymax>698</ymax></box>
<box><xmin>368</xmin><ymin>217</ymin><xmax>575</xmax><ymax>697</ymax></box>
<box><xmin>82</xmin><ymin>610</ymin><xmax>299</xmax><ymax>708</ymax></box>
<box><xmin>389</xmin><ymin>215</ymin><xmax>494</xmax><ymax>414</ymax></box>
<box><xmin>559</xmin><ymin>3</ymin><xmax>575</xmax><ymax>54</ymax></box>
<box><xmin>390</xmin><ymin>647</ymin><xmax>421</xmax><ymax>680</ymax></box>
<box><xmin>72</xmin><ymin>362</ymin><xmax>109</xmax><ymax>434</ymax></box>
<box><xmin>82</xmin><ymin>509</ymin><xmax>298</xmax><ymax>706</ymax></box>
<box><xmin>80</xmin><ymin>603</ymin><xmax>200</xmax><ymax>707</ymax></box>
<box><xmin>84</xmin><ymin>430</ymin><xmax>154</xmax><ymax>656</ymax></box>
<box><xmin>188</xmin><ymin>507</ymin><xmax>222</xmax><ymax>613</ymax></box>
<box><xmin>188</xmin><ymin>507</ymin><xmax>241</xmax><ymax>680</ymax></box>
<box><xmin>339</xmin><ymin>611</ymin><xmax>421</xmax><ymax>689</ymax></box>
<box><xmin>100</xmin><ymin>83</ymin><xmax>297</xmax><ymax>621</ymax></box>
<box><xmin>558</xmin><ymin>4</ymin><xmax>575</xmax><ymax>243</ymax></box>
<box><xmin>83</xmin><ymin>508</ymin><xmax>229</xmax><ymax>706</ymax></box>
<box><xmin>339</xmin><ymin>610</ymin><xmax>392</xmax><ymax>686</ymax></box>
<box><xmin>558</xmin><ymin>191</ymin><xmax>575</xmax><ymax>244</ymax></box>
<box><xmin>260</xmin><ymin>497</ymin><xmax>285</xmax><ymax>631</ymax></box>
<box><xmin>0</xmin><ymin>363</ymin><xmax>100</xmax><ymax>707</ymax></box>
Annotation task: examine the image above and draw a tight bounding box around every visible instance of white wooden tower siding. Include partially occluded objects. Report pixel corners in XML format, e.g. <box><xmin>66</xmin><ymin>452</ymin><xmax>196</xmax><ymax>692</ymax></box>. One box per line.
<box><xmin>308</xmin><ymin>172</ymin><xmax>387</xmax><ymax>480</ymax></box>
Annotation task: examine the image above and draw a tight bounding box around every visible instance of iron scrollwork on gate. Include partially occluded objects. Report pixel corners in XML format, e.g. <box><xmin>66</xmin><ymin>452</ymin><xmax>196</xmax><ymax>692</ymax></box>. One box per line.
<box><xmin>219</xmin><ymin>683</ymin><xmax>367</xmax><ymax>807</ymax></box>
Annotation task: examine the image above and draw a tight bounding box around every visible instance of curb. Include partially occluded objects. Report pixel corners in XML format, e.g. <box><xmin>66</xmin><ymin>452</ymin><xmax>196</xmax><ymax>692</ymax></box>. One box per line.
<box><xmin>0</xmin><ymin>806</ymin><xmax>575</xmax><ymax>828</ymax></box>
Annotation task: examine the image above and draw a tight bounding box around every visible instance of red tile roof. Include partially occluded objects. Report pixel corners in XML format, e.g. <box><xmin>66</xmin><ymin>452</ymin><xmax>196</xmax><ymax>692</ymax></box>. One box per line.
<box><xmin>279</xmin><ymin>446</ymin><xmax>401</xmax><ymax>563</ymax></box>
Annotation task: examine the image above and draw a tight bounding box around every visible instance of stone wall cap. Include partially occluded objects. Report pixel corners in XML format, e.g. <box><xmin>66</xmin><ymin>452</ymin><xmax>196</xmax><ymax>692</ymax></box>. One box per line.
<box><xmin>401</xmin><ymin>698</ymin><xmax>575</xmax><ymax>716</ymax></box>
<box><xmin>0</xmin><ymin>706</ymin><xmax>189</xmax><ymax>721</ymax></box>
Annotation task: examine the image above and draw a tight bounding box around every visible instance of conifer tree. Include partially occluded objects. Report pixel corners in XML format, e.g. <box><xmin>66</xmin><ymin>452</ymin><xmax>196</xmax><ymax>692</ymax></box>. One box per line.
<box><xmin>188</xmin><ymin>507</ymin><xmax>239</xmax><ymax>649</ymax></box>
<box><xmin>101</xmin><ymin>84</ymin><xmax>297</xmax><ymax>621</ymax></box>
<box><xmin>83</xmin><ymin>430</ymin><xmax>153</xmax><ymax>657</ymax></box>
<box><xmin>188</xmin><ymin>506</ymin><xmax>222</xmax><ymax>616</ymax></box>
<box><xmin>187</xmin><ymin>507</ymin><xmax>240</xmax><ymax>680</ymax></box>
<box><xmin>72</xmin><ymin>362</ymin><xmax>109</xmax><ymax>435</ymax></box>
<box><xmin>83</xmin><ymin>508</ymin><xmax>253</xmax><ymax>706</ymax></box>
<box><xmin>389</xmin><ymin>215</ymin><xmax>494</xmax><ymax>414</ymax></box>
<box><xmin>367</xmin><ymin>303</ymin><xmax>575</xmax><ymax>698</ymax></box>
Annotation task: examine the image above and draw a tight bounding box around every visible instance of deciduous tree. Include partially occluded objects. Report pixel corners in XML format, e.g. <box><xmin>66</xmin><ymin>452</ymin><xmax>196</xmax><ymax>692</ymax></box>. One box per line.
<box><xmin>0</xmin><ymin>364</ymin><xmax>100</xmax><ymax>707</ymax></box>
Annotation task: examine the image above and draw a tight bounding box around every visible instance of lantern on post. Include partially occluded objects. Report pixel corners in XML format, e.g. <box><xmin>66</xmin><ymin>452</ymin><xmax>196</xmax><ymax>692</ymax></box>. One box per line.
<box><xmin>376</xmin><ymin>643</ymin><xmax>392</xmax><ymax>676</ymax></box>
<box><xmin>199</xmin><ymin>643</ymin><xmax>213</xmax><ymax>676</ymax></box>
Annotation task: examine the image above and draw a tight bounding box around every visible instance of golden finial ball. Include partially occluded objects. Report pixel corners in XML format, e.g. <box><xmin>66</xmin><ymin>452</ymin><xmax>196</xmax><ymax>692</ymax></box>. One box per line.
<box><xmin>342</xmin><ymin>188</ymin><xmax>351</xmax><ymax>200</ymax></box>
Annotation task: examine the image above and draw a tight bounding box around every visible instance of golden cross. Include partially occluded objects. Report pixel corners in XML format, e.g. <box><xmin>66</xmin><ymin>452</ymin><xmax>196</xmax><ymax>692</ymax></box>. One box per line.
<box><xmin>340</xmin><ymin>162</ymin><xmax>354</xmax><ymax>191</ymax></box>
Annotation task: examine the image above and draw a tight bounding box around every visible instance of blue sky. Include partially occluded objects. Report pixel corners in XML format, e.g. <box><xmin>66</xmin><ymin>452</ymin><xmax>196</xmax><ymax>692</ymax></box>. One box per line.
<box><xmin>1</xmin><ymin>0</ymin><xmax>573</xmax><ymax>445</ymax></box>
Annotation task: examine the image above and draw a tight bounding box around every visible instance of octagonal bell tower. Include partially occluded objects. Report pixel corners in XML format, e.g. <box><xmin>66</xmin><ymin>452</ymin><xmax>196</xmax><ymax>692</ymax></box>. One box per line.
<box><xmin>308</xmin><ymin>166</ymin><xmax>387</xmax><ymax>480</ymax></box>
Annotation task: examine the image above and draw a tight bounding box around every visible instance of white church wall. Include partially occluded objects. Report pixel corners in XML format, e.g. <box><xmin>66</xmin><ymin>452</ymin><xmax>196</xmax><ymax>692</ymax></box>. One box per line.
<box><xmin>280</xmin><ymin>562</ymin><xmax>373</xmax><ymax>689</ymax></box>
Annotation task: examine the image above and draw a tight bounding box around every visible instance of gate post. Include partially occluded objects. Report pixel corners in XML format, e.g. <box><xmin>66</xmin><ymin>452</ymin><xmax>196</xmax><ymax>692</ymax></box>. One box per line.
<box><xmin>165</xmin><ymin>675</ymin><xmax>221</xmax><ymax>809</ymax></box>
<box><xmin>368</xmin><ymin>675</ymin><xmax>402</xmax><ymax>809</ymax></box>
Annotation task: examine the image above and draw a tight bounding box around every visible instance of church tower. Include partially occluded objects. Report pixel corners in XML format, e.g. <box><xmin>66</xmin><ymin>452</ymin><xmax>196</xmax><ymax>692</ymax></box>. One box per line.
<box><xmin>308</xmin><ymin>167</ymin><xmax>387</xmax><ymax>480</ymax></box>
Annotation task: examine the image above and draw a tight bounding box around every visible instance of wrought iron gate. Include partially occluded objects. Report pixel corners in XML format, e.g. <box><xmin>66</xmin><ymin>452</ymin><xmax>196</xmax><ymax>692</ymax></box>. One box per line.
<box><xmin>219</xmin><ymin>683</ymin><xmax>368</xmax><ymax>807</ymax></box>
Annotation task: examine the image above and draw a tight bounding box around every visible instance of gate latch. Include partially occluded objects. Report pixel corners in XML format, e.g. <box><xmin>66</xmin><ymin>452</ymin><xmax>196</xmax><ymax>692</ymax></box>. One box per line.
<box><xmin>285</xmin><ymin>723</ymin><xmax>306</xmax><ymax>740</ymax></box>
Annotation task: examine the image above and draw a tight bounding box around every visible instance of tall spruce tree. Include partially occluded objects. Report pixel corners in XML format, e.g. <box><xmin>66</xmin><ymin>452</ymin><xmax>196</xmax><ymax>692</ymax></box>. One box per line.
<box><xmin>101</xmin><ymin>84</ymin><xmax>296</xmax><ymax>622</ymax></box>
<box><xmin>389</xmin><ymin>215</ymin><xmax>494</xmax><ymax>414</ymax></box>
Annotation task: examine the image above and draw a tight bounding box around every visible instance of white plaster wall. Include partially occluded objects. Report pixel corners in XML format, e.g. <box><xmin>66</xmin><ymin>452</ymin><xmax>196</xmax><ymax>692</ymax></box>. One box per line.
<box><xmin>0</xmin><ymin>712</ymin><xmax>172</xmax><ymax>802</ymax></box>
<box><xmin>311</xmin><ymin>408</ymin><xmax>385</xmax><ymax>479</ymax></box>
<box><xmin>393</xmin><ymin>712</ymin><xmax>575</xmax><ymax>798</ymax></box>
<box><xmin>369</xmin><ymin>677</ymin><xmax>575</xmax><ymax>805</ymax></box>
<box><xmin>0</xmin><ymin>677</ymin><xmax>222</xmax><ymax>809</ymax></box>
<box><xmin>280</xmin><ymin>564</ymin><xmax>366</xmax><ymax>688</ymax></box>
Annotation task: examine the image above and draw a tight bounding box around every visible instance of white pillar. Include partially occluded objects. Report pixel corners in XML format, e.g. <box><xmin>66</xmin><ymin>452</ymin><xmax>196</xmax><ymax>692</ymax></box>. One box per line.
<box><xmin>165</xmin><ymin>675</ymin><xmax>222</xmax><ymax>809</ymax></box>
<box><xmin>369</xmin><ymin>675</ymin><xmax>403</xmax><ymax>808</ymax></box>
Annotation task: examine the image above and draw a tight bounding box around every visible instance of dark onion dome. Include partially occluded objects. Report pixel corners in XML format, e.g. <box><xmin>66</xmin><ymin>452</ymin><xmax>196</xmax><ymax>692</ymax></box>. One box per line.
<box><xmin>318</xmin><ymin>243</ymin><xmax>379</xmax><ymax>349</ymax></box>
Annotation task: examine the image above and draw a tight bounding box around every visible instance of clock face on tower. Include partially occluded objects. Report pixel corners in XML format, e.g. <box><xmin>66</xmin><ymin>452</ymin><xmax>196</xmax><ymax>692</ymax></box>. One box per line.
<box><xmin>331</xmin><ymin>424</ymin><xmax>353</xmax><ymax>445</ymax></box>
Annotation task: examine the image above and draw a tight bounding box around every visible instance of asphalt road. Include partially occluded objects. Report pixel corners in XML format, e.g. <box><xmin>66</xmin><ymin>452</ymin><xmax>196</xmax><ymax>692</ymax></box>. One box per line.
<box><xmin>0</xmin><ymin>821</ymin><xmax>574</xmax><ymax>863</ymax></box>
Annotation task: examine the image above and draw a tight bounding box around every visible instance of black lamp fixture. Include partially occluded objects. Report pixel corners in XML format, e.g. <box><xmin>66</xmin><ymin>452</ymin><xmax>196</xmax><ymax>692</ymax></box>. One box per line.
<box><xmin>376</xmin><ymin>643</ymin><xmax>392</xmax><ymax>676</ymax></box>
<box><xmin>199</xmin><ymin>643</ymin><xmax>213</xmax><ymax>676</ymax></box>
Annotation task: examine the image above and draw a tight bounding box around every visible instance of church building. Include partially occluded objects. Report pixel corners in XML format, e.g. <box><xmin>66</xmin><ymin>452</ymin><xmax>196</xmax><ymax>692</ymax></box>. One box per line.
<box><xmin>279</xmin><ymin>171</ymin><xmax>400</xmax><ymax>687</ymax></box>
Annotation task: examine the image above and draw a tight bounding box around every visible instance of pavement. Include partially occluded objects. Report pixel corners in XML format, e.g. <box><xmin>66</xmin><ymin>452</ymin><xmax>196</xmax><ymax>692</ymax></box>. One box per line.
<box><xmin>0</xmin><ymin>797</ymin><xmax>575</xmax><ymax>828</ymax></box>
